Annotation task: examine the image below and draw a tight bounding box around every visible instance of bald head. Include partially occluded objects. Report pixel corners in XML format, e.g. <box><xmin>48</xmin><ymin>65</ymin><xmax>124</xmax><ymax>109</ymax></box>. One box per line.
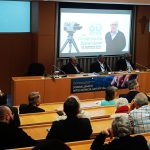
<box><xmin>134</xmin><ymin>92</ymin><xmax>148</xmax><ymax>107</ymax></box>
<box><xmin>0</xmin><ymin>106</ymin><xmax>13</xmax><ymax>123</ymax></box>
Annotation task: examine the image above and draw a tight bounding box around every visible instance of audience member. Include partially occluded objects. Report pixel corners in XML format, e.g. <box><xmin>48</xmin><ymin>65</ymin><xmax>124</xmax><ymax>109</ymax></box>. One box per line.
<box><xmin>115</xmin><ymin>98</ymin><xmax>129</xmax><ymax>113</ymax></box>
<box><xmin>56</xmin><ymin>96</ymin><xmax>90</xmax><ymax>121</ymax></box>
<box><xmin>97</xmin><ymin>86</ymin><xmax>117</xmax><ymax>106</ymax></box>
<box><xmin>119</xmin><ymin>79</ymin><xmax>139</xmax><ymax>103</ymax></box>
<box><xmin>0</xmin><ymin>106</ymin><xmax>37</xmax><ymax>149</ymax></box>
<box><xmin>115</xmin><ymin>53</ymin><xmax>136</xmax><ymax>71</ymax></box>
<box><xmin>62</xmin><ymin>56</ymin><xmax>82</xmax><ymax>74</ymax></box>
<box><xmin>111</xmin><ymin>98</ymin><xmax>129</xmax><ymax>118</ymax></box>
<box><xmin>90</xmin><ymin>55</ymin><xmax>111</xmax><ymax>73</ymax></box>
<box><xmin>32</xmin><ymin>139</ymin><xmax>71</xmax><ymax>150</ymax></box>
<box><xmin>129</xmin><ymin>92</ymin><xmax>150</xmax><ymax>134</ymax></box>
<box><xmin>91</xmin><ymin>115</ymin><xmax>149</xmax><ymax>150</ymax></box>
<box><xmin>0</xmin><ymin>90</ymin><xmax>20</xmax><ymax>127</ymax></box>
<box><xmin>19</xmin><ymin>92</ymin><xmax>45</xmax><ymax>114</ymax></box>
<box><xmin>46</xmin><ymin>95</ymin><xmax>92</xmax><ymax>142</ymax></box>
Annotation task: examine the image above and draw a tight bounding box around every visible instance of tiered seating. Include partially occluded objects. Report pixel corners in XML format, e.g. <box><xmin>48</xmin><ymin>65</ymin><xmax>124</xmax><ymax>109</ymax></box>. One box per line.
<box><xmin>19</xmin><ymin>106</ymin><xmax>115</xmax><ymax>126</ymax></box>
<box><xmin>21</xmin><ymin>118</ymin><xmax>113</xmax><ymax>140</ymax></box>
<box><xmin>15</xmin><ymin>98</ymin><xmax>103</xmax><ymax>112</ymax></box>
<box><xmin>8</xmin><ymin>132</ymin><xmax>150</xmax><ymax>150</ymax></box>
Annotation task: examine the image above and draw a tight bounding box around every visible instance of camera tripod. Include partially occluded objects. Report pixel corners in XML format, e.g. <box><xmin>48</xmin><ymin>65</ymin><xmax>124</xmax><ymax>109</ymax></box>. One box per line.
<box><xmin>60</xmin><ymin>32</ymin><xmax>80</xmax><ymax>53</ymax></box>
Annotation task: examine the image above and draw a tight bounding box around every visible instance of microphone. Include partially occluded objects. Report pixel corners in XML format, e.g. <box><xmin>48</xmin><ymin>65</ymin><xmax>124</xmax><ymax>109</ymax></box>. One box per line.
<box><xmin>107</xmin><ymin>64</ymin><xmax>112</xmax><ymax>72</ymax></box>
<box><xmin>136</xmin><ymin>63</ymin><xmax>149</xmax><ymax>71</ymax></box>
<box><xmin>52</xmin><ymin>65</ymin><xmax>67</xmax><ymax>77</ymax></box>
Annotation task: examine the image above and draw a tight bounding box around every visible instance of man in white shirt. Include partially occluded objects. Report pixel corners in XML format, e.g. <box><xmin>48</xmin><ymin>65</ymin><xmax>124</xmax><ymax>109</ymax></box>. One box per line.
<box><xmin>115</xmin><ymin>53</ymin><xmax>136</xmax><ymax>71</ymax></box>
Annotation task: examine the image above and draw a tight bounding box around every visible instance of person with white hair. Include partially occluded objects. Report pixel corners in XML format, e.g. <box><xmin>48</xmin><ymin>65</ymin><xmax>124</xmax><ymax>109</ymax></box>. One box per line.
<box><xmin>115</xmin><ymin>97</ymin><xmax>129</xmax><ymax>113</ymax></box>
<box><xmin>19</xmin><ymin>91</ymin><xmax>45</xmax><ymax>114</ymax></box>
<box><xmin>91</xmin><ymin>115</ymin><xmax>149</xmax><ymax>150</ymax></box>
<box><xmin>105</xmin><ymin>21</ymin><xmax>126</xmax><ymax>54</ymax></box>
<box><xmin>129</xmin><ymin>92</ymin><xmax>150</xmax><ymax>134</ymax></box>
<box><xmin>111</xmin><ymin>98</ymin><xmax>129</xmax><ymax>118</ymax></box>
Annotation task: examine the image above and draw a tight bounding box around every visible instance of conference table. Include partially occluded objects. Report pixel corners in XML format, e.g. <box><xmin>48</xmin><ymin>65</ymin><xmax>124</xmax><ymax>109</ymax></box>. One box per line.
<box><xmin>11</xmin><ymin>71</ymin><xmax>150</xmax><ymax>105</ymax></box>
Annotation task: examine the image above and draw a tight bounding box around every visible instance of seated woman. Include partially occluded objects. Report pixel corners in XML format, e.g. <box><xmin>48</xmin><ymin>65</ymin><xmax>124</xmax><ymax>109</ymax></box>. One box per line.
<box><xmin>46</xmin><ymin>95</ymin><xmax>92</xmax><ymax>142</ymax></box>
<box><xmin>111</xmin><ymin>98</ymin><xmax>129</xmax><ymax>118</ymax></box>
<box><xmin>19</xmin><ymin>92</ymin><xmax>45</xmax><ymax>114</ymax></box>
<box><xmin>91</xmin><ymin>115</ymin><xmax>149</xmax><ymax>150</ymax></box>
<box><xmin>97</xmin><ymin>86</ymin><xmax>117</xmax><ymax>106</ymax></box>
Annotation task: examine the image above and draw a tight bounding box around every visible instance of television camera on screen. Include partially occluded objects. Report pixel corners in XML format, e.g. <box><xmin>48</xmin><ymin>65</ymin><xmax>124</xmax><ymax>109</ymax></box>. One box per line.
<box><xmin>64</xmin><ymin>22</ymin><xmax>82</xmax><ymax>33</ymax></box>
<box><xmin>60</xmin><ymin>22</ymin><xmax>82</xmax><ymax>53</ymax></box>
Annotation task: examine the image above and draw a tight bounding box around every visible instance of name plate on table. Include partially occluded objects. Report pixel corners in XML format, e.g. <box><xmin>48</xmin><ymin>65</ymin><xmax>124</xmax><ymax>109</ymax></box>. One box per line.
<box><xmin>71</xmin><ymin>74</ymin><xmax>138</xmax><ymax>93</ymax></box>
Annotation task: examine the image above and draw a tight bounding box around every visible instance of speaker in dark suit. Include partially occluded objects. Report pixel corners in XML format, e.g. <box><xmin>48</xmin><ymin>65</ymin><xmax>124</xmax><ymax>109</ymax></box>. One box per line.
<box><xmin>90</xmin><ymin>55</ymin><xmax>111</xmax><ymax>73</ymax></box>
<box><xmin>62</xmin><ymin>57</ymin><xmax>82</xmax><ymax>74</ymax></box>
<box><xmin>115</xmin><ymin>53</ymin><xmax>136</xmax><ymax>71</ymax></box>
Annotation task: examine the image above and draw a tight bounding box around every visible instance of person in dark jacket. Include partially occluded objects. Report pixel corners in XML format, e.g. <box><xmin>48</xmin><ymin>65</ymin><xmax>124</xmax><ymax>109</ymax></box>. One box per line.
<box><xmin>19</xmin><ymin>91</ymin><xmax>45</xmax><ymax>114</ymax></box>
<box><xmin>119</xmin><ymin>79</ymin><xmax>139</xmax><ymax>103</ymax></box>
<box><xmin>0</xmin><ymin>90</ymin><xmax>20</xmax><ymax>127</ymax></box>
<box><xmin>62</xmin><ymin>57</ymin><xmax>82</xmax><ymax>74</ymax></box>
<box><xmin>115</xmin><ymin>53</ymin><xmax>136</xmax><ymax>71</ymax></box>
<box><xmin>46</xmin><ymin>95</ymin><xmax>92</xmax><ymax>142</ymax></box>
<box><xmin>0</xmin><ymin>106</ymin><xmax>38</xmax><ymax>149</ymax></box>
<box><xmin>90</xmin><ymin>55</ymin><xmax>111</xmax><ymax>73</ymax></box>
<box><xmin>91</xmin><ymin>115</ymin><xmax>149</xmax><ymax>150</ymax></box>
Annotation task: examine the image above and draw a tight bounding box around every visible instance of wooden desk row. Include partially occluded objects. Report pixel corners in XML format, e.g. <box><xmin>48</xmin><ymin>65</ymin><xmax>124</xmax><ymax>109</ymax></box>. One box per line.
<box><xmin>21</xmin><ymin>118</ymin><xmax>113</xmax><ymax>140</ymax></box>
<box><xmin>9</xmin><ymin>132</ymin><xmax>150</xmax><ymax>150</ymax></box>
<box><xmin>15</xmin><ymin>98</ymin><xmax>102</xmax><ymax>113</ymax></box>
<box><xmin>39</xmin><ymin>98</ymin><xmax>102</xmax><ymax>112</ymax></box>
<box><xmin>19</xmin><ymin>106</ymin><xmax>115</xmax><ymax>126</ymax></box>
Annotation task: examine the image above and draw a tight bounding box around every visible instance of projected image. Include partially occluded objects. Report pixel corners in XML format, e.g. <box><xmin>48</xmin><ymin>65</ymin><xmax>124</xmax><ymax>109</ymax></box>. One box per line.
<box><xmin>59</xmin><ymin>8</ymin><xmax>132</xmax><ymax>57</ymax></box>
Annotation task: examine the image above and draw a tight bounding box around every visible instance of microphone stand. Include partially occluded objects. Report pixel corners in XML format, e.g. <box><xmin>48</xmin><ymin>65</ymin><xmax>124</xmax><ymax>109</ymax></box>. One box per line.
<box><xmin>52</xmin><ymin>65</ymin><xmax>67</xmax><ymax>78</ymax></box>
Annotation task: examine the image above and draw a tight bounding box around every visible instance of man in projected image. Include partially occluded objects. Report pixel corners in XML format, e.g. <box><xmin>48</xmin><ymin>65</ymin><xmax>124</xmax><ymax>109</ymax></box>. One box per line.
<box><xmin>105</xmin><ymin>21</ymin><xmax>126</xmax><ymax>54</ymax></box>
